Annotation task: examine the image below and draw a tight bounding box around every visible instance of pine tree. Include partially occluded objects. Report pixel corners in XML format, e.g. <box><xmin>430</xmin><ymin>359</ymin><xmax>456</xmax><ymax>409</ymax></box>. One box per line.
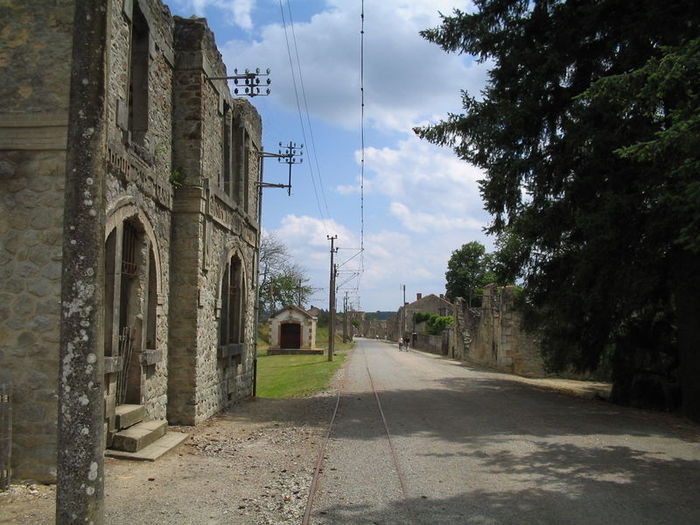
<box><xmin>416</xmin><ymin>0</ymin><xmax>700</xmax><ymax>417</ymax></box>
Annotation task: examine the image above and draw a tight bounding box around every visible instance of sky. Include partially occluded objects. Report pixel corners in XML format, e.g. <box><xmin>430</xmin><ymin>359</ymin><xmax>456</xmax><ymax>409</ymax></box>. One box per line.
<box><xmin>166</xmin><ymin>0</ymin><xmax>492</xmax><ymax>312</ymax></box>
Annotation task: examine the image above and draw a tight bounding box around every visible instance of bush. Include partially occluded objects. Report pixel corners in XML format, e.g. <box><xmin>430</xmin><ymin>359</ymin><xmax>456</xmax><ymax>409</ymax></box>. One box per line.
<box><xmin>414</xmin><ymin>312</ymin><xmax>454</xmax><ymax>335</ymax></box>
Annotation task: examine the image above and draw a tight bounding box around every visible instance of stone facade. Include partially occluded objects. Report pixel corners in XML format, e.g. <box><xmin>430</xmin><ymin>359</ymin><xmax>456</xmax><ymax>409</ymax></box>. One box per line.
<box><xmin>397</xmin><ymin>293</ymin><xmax>454</xmax><ymax>341</ymax></box>
<box><xmin>451</xmin><ymin>285</ymin><xmax>545</xmax><ymax>377</ymax></box>
<box><xmin>0</xmin><ymin>0</ymin><xmax>261</xmax><ymax>481</ymax></box>
<box><xmin>166</xmin><ymin>16</ymin><xmax>261</xmax><ymax>426</ymax></box>
<box><xmin>269</xmin><ymin>307</ymin><xmax>317</xmax><ymax>351</ymax></box>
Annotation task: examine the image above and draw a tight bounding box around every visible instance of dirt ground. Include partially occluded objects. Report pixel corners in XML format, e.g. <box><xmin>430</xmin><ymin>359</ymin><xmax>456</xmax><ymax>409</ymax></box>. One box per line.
<box><xmin>0</xmin><ymin>393</ymin><xmax>337</xmax><ymax>525</ymax></box>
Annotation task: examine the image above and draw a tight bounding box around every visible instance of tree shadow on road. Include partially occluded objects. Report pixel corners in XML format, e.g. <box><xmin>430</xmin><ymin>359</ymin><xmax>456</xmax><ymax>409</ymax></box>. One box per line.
<box><xmin>312</xmin><ymin>438</ymin><xmax>700</xmax><ymax>524</ymax></box>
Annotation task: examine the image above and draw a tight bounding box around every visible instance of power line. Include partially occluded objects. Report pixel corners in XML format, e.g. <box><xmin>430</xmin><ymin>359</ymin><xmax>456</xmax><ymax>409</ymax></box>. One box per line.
<box><xmin>278</xmin><ymin>0</ymin><xmax>329</xmax><ymax>228</ymax></box>
<box><xmin>358</xmin><ymin>0</ymin><xmax>366</xmax><ymax>289</ymax></box>
<box><xmin>360</xmin><ymin>0</ymin><xmax>365</xmax><ymax>256</ymax></box>
<box><xmin>286</xmin><ymin>1</ymin><xmax>331</xmax><ymax>220</ymax></box>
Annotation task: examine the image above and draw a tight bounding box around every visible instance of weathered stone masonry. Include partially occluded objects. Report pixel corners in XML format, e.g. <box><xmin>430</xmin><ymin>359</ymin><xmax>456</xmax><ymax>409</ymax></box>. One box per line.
<box><xmin>451</xmin><ymin>285</ymin><xmax>545</xmax><ymax>377</ymax></box>
<box><xmin>0</xmin><ymin>0</ymin><xmax>262</xmax><ymax>481</ymax></box>
<box><xmin>168</xmin><ymin>17</ymin><xmax>260</xmax><ymax>425</ymax></box>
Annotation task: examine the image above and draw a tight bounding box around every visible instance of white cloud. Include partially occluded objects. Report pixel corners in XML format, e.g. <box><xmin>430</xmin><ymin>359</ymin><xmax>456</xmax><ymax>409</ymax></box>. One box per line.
<box><xmin>389</xmin><ymin>202</ymin><xmax>484</xmax><ymax>233</ymax></box>
<box><xmin>219</xmin><ymin>0</ymin><xmax>486</xmax><ymax>132</ymax></box>
<box><xmin>170</xmin><ymin>0</ymin><xmax>255</xmax><ymax>30</ymax></box>
<box><xmin>359</xmin><ymin>134</ymin><xmax>489</xmax><ymax>233</ymax></box>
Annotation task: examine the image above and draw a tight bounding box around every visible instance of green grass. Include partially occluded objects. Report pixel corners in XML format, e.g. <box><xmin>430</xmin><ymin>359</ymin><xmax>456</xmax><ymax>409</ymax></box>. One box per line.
<box><xmin>256</xmin><ymin>351</ymin><xmax>348</xmax><ymax>398</ymax></box>
<box><xmin>255</xmin><ymin>321</ymin><xmax>352</xmax><ymax>398</ymax></box>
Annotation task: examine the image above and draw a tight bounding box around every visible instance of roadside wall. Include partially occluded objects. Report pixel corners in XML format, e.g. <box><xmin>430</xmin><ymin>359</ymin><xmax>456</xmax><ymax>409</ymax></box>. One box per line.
<box><xmin>412</xmin><ymin>333</ymin><xmax>451</xmax><ymax>356</ymax></box>
<box><xmin>0</xmin><ymin>0</ymin><xmax>74</xmax><ymax>482</ymax></box>
<box><xmin>452</xmin><ymin>285</ymin><xmax>544</xmax><ymax>377</ymax></box>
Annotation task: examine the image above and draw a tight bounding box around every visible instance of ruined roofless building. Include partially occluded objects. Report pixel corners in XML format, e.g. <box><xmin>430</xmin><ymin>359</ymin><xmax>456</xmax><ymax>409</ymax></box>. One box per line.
<box><xmin>0</xmin><ymin>0</ymin><xmax>262</xmax><ymax>482</ymax></box>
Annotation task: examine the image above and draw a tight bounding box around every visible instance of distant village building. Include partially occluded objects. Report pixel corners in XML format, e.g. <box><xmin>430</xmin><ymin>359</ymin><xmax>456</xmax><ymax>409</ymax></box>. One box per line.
<box><xmin>401</xmin><ymin>293</ymin><xmax>454</xmax><ymax>336</ymax></box>
<box><xmin>0</xmin><ymin>0</ymin><xmax>261</xmax><ymax>481</ymax></box>
<box><xmin>268</xmin><ymin>306</ymin><xmax>319</xmax><ymax>354</ymax></box>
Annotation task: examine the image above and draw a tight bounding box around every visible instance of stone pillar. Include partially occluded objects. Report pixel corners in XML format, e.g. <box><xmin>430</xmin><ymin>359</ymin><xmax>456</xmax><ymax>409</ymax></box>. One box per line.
<box><xmin>56</xmin><ymin>1</ymin><xmax>108</xmax><ymax>522</ymax></box>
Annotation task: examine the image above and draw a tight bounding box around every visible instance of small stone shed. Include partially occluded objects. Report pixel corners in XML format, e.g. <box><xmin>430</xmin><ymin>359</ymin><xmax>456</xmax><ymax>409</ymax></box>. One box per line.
<box><xmin>269</xmin><ymin>306</ymin><xmax>318</xmax><ymax>354</ymax></box>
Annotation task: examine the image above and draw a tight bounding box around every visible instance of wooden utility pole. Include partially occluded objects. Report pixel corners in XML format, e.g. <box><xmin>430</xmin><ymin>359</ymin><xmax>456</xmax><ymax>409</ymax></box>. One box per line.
<box><xmin>327</xmin><ymin>235</ymin><xmax>338</xmax><ymax>361</ymax></box>
<box><xmin>57</xmin><ymin>1</ymin><xmax>109</xmax><ymax>523</ymax></box>
<box><xmin>342</xmin><ymin>291</ymin><xmax>349</xmax><ymax>343</ymax></box>
<box><xmin>401</xmin><ymin>284</ymin><xmax>406</xmax><ymax>340</ymax></box>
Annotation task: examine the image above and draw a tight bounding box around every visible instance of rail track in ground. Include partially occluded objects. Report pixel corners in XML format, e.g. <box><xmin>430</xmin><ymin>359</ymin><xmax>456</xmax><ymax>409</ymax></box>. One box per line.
<box><xmin>302</xmin><ymin>342</ymin><xmax>416</xmax><ymax>524</ymax></box>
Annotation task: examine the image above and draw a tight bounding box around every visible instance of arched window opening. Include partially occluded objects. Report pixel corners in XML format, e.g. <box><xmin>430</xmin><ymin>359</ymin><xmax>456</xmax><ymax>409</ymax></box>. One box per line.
<box><xmin>104</xmin><ymin>228</ymin><xmax>117</xmax><ymax>357</ymax></box>
<box><xmin>146</xmin><ymin>248</ymin><xmax>157</xmax><ymax>350</ymax></box>
<box><xmin>220</xmin><ymin>255</ymin><xmax>246</xmax><ymax>347</ymax></box>
<box><xmin>128</xmin><ymin>2</ymin><xmax>149</xmax><ymax>145</ymax></box>
<box><xmin>222</xmin><ymin>104</ymin><xmax>232</xmax><ymax>194</ymax></box>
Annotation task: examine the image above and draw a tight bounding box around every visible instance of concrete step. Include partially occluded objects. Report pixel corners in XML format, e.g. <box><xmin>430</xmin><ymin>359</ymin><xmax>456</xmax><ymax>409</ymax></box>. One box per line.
<box><xmin>106</xmin><ymin>431</ymin><xmax>189</xmax><ymax>461</ymax></box>
<box><xmin>114</xmin><ymin>404</ymin><xmax>145</xmax><ymax>430</ymax></box>
<box><xmin>110</xmin><ymin>420</ymin><xmax>167</xmax><ymax>453</ymax></box>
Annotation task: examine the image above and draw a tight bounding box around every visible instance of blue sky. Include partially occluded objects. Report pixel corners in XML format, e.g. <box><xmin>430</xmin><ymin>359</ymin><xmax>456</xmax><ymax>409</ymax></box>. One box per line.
<box><xmin>166</xmin><ymin>0</ymin><xmax>492</xmax><ymax>311</ymax></box>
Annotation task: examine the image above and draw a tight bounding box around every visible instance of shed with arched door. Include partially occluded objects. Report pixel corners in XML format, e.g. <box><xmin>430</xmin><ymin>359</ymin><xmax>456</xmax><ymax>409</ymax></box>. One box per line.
<box><xmin>269</xmin><ymin>306</ymin><xmax>320</xmax><ymax>354</ymax></box>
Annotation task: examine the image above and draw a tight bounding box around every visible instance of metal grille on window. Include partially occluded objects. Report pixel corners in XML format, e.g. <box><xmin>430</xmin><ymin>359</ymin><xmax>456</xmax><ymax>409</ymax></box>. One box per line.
<box><xmin>122</xmin><ymin>222</ymin><xmax>138</xmax><ymax>277</ymax></box>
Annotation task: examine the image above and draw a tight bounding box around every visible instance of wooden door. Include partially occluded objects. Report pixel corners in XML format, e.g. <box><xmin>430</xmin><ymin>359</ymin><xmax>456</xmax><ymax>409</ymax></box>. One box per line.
<box><xmin>280</xmin><ymin>323</ymin><xmax>302</xmax><ymax>349</ymax></box>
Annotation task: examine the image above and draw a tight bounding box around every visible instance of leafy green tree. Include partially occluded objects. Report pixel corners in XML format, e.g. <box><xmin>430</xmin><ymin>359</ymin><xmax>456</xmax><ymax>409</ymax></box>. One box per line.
<box><xmin>259</xmin><ymin>233</ymin><xmax>313</xmax><ymax>314</ymax></box>
<box><xmin>416</xmin><ymin>1</ymin><xmax>700</xmax><ymax>417</ymax></box>
<box><xmin>445</xmin><ymin>241</ymin><xmax>496</xmax><ymax>306</ymax></box>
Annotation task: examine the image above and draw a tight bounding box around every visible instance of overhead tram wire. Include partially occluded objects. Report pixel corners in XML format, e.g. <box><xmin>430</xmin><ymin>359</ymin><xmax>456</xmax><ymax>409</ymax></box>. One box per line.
<box><xmin>358</xmin><ymin>0</ymin><xmax>366</xmax><ymax>296</ymax></box>
<box><xmin>285</xmin><ymin>1</ymin><xmax>331</xmax><ymax>220</ymax></box>
<box><xmin>360</xmin><ymin>0</ymin><xmax>365</xmax><ymax>257</ymax></box>
<box><xmin>278</xmin><ymin>0</ymin><xmax>329</xmax><ymax>229</ymax></box>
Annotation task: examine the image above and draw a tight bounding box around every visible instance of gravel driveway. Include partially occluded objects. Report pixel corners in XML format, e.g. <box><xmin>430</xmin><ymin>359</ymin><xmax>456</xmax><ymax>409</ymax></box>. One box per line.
<box><xmin>3</xmin><ymin>340</ymin><xmax>700</xmax><ymax>525</ymax></box>
<box><xmin>1</xmin><ymin>394</ymin><xmax>337</xmax><ymax>524</ymax></box>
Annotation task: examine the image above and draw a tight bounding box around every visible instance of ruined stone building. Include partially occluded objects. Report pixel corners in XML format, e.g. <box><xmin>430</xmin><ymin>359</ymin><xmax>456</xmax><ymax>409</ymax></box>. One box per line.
<box><xmin>452</xmin><ymin>285</ymin><xmax>545</xmax><ymax>377</ymax></box>
<box><xmin>400</xmin><ymin>293</ymin><xmax>453</xmax><ymax>337</ymax></box>
<box><xmin>0</xmin><ymin>0</ymin><xmax>261</xmax><ymax>481</ymax></box>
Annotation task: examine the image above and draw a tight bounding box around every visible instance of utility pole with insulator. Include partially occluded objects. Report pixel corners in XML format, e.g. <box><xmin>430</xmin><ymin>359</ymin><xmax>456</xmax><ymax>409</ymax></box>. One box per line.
<box><xmin>327</xmin><ymin>235</ymin><xmax>338</xmax><ymax>362</ymax></box>
<box><xmin>342</xmin><ymin>291</ymin><xmax>349</xmax><ymax>343</ymax></box>
<box><xmin>400</xmin><ymin>284</ymin><xmax>406</xmax><ymax>340</ymax></box>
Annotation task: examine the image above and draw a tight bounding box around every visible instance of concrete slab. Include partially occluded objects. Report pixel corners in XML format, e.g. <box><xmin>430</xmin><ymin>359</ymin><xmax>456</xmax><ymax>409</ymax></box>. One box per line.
<box><xmin>114</xmin><ymin>404</ymin><xmax>145</xmax><ymax>430</ymax></box>
<box><xmin>111</xmin><ymin>420</ymin><xmax>167</xmax><ymax>452</ymax></box>
<box><xmin>105</xmin><ymin>431</ymin><xmax>189</xmax><ymax>461</ymax></box>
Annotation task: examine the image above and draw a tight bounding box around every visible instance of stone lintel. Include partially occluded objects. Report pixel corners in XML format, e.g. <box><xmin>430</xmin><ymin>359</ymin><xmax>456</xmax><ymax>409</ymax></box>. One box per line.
<box><xmin>0</xmin><ymin>112</ymin><xmax>69</xmax><ymax>151</ymax></box>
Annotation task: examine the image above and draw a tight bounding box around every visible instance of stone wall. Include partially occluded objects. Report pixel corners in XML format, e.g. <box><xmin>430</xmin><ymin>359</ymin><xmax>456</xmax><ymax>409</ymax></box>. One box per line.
<box><xmin>168</xmin><ymin>16</ymin><xmax>260</xmax><ymax>425</ymax></box>
<box><xmin>358</xmin><ymin>318</ymin><xmax>388</xmax><ymax>339</ymax></box>
<box><xmin>269</xmin><ymin>307</ymin><xmax>317</xmax><ymax>350</ymax></box>
<box><xmin>452</xmin><ymin>285</ymin><xmax>545</xmax><ymax>377</ymax></box>
<box><xmin>0</xmin><ymin>0</ymin><xmax>74</xmax><ymax>482</ymax></box>
<box><xmin>412</xmin><ymin>332</ymin><xmax>451</xmax><ymax>355</ymax></box>
<box><xmin>104</xmin><ymin>0</ymin><xmax>175</xmax><ymax>428</ymax></box>
<box><xmin>0</xmin><ymin>0</ymin><xmax>263</xmax><ymax>481</ymax></box>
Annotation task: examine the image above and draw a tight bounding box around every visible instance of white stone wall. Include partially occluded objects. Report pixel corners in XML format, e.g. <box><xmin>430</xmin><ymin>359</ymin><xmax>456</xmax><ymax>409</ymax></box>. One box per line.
<box><xmin>270</xmin><ymin>308</ymin><xmax>316</xmax><ymax>349</ymax></box>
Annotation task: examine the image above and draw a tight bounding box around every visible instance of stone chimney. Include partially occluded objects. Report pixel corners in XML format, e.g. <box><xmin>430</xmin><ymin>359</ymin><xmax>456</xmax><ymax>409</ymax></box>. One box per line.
<box><xmin>416</xmin><ymin>293</ymin><xmax>422</xmax><ymax>301</ymax></box>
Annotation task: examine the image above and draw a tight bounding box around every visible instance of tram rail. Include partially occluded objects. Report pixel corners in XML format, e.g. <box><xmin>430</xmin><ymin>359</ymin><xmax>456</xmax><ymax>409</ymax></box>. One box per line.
<box><xmin>302</xmin><ymin>342</ymin><xmax>415</xmax><ymax>524</ymax></box>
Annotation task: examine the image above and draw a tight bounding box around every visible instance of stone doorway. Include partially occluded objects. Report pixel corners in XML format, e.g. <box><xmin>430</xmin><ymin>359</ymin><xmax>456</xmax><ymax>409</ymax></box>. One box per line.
<box><xmin>280</xmin><ymin>323</ymin><xmax>302</xmax><ymax>349</ymax></box>
<box><xmin>103</xmin><ymin>214</ymin><xmax>159</xmax><ymax>445</ymax></box>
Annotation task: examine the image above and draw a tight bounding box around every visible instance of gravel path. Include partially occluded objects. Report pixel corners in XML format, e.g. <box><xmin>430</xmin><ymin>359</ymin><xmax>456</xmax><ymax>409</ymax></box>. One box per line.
<box><xmin>1</xmin><ymin>394</ymin><xmax>338</xmax><ymax>524</ymax></box>
<box><xmin>3</xmin><ymin>341</ymin><xmax>700</xmax><ymax>525</ymax></box>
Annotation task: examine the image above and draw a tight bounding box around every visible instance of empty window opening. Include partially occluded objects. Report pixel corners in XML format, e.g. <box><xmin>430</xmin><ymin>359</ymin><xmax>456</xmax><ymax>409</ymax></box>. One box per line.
<box><xmin>223</xmin><ymin>105</ymin><xmax>232</xmax><ymax>194</ymax></box>
<box><xmin>128</xmin><ymin>3</ymin><xmax>149</xmax><ymax>145</ymax></box>
<box><xmin>146</xmin><ymin>249</ymin><xmax>157</xmax><ymax>350</ymax></box>
<box><xmin>104</xmin><ymin>229</ymin><xmax>117</xmax><ymax>357</ymax></box>
<box><xmin>243</xmin><ymin>131</ymin><xmax>250</xmax><ymax>214</ymax></box>
<box><xmin>232</xmin><ymin>124</ymin><xmax>243</xmax><ymax>205</ymax></box>
<box><xmin>220</xmin><ymin>256</ymin><xmax>245</xmax><ymax>346</ymax></box>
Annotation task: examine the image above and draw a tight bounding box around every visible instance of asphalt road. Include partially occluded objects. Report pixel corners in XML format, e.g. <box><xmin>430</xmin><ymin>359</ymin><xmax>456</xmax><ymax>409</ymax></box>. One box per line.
<box><xmin>309</xmin><ymin>338</ymin><xmax>700</xmax><ymax>525</ymax></box>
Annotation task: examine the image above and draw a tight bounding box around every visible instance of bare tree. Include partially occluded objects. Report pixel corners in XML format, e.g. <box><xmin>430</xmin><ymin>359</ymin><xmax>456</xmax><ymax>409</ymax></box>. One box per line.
<box><xmin>259</xmin><ymin>233</ymin><xmax>312</xmax><ymax>314</ymax></box>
